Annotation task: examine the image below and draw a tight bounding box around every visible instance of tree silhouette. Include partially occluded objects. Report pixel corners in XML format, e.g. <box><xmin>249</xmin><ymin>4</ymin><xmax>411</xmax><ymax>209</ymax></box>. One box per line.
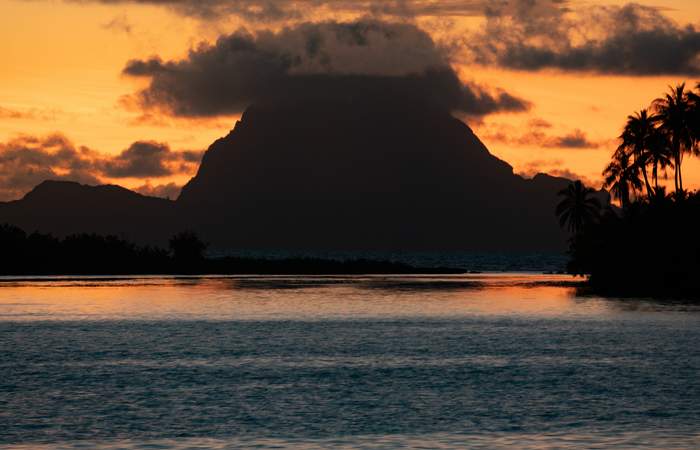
<box><xmin>603</xmin><ymin>152</ymin><xmax>643</xmax><ymax>208</ymax></box>
<box><xmin>646</xmin><ymin>129</ymin><xmax>673</xmax><ymax>194</ymax></box>
<box><xmin>653</xmin><ymin>83</ymin><xmax>696</xmax><ymax>195</ymax></box>
<box><xmin>559</xmin><ymin>81</ymin><xmax>700</xmax><ymax>293</ymax></box>
<box><xmin>617</xmin><ymin>109</ymin><xmax>659</xmax><ymax>198</ymax></box>
<box><xmin>555</xmin><ymin>181</ymin><xmax>601</xmax><ymax>235</ymax></box>
<box><xmin>169</xmin><ymin>230</ymin><xmax>207</xmax><ymax>264</ymax></box>
<box><xmin>689</xmin><ymin>84</ymin><xmax>700</xmax><ymax>163</ymax></box>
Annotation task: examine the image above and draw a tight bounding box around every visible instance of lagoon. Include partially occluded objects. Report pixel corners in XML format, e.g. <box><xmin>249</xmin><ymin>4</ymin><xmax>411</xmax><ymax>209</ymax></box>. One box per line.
<box><xmin>1</xmin><ymin>274</ymin><xmax>699</xmax><ymax>449</ymax></box>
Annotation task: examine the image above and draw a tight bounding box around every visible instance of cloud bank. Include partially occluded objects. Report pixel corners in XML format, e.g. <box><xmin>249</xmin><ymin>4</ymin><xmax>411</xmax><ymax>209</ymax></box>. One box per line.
<box><xmin>121</xmin><ymin>20</ymin><xmax>529</xmax><ymax>117</ymax></box>
<box><xmin>466</xmin><ymin>2</ymin><xmax>700</xmax><ymax>75</ymax></box>
<box><xmin>0</xmin><ymin>134</ymin><xmax>202</xmax><ymax>201</ymax></box>
<box><xmin>67</xmin><ymin>0</ymin><xmax>497</xmax><ymax>21</ymax></box>
<box><xmin>51</xmin><ymin>0</ymin><xmax>700</xmax><ymax>75</ymax></box>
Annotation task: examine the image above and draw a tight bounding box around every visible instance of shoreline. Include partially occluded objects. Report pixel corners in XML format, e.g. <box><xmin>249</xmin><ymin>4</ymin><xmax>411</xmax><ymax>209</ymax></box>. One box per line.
<box><xmin>0</xmin><ymin>271</ymin><xmax>576</xmax><ymax>281</ymax></box>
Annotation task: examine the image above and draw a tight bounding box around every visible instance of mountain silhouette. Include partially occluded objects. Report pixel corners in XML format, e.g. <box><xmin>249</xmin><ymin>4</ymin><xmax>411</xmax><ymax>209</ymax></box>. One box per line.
<box><xmin>0</xmin><ymin>84</ymin><xmax>584</xmax><ymax>251</ymax></box>
<box><xmin>177</xmin><ymin>86</ymin><xmax>573</xmax><ymax>251</ymax></box>
<box><xmin>0</xmin><ymin>180</ymin><xmax>176</xmax><ymax>245</ymax></box>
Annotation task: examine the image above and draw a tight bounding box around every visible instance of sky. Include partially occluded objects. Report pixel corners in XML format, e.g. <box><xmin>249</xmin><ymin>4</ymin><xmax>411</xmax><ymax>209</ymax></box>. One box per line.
<box><xmin>1</xmin><ymin>0</ymin><xmax>700</xmax><ymax>200</ymax></box>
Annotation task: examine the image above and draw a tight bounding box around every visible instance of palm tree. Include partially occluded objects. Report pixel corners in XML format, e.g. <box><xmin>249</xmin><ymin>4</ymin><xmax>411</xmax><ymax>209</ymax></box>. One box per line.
<box><xmin>689</xmin><ymin>83</ymin><xmax>700</xmax><ymax>155</ymax></box>
<box><xmin>653</xmin><ymin>83</ymin><xmax>695</xmax><ymax>194</ymax></box>
<box><xmin>646</xmin><ymin>130</ymin><xmax>673</xmax><ymax>193</ymax></box>
<box><xmin>603</xmin><ymin>152</ymin><xmax>643</xmax><ymax>208</ymax></box>
<box><xmin>556</xmin><ymin>181</ymin><xmax>601</xmax><ymax>235</ymax></box>
<box><xmin>617</xmin><ymin>109</ymin><xmax>657</xmax><ymax>198</ymax></box>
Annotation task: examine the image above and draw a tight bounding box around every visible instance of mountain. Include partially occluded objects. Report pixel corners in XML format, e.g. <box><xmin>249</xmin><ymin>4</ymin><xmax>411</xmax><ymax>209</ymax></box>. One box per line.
<box><xmin>1</xmin><ymin>90</ymin><xmax>585</xmax><ymax>252</ymax></box>
<box><xmin>177</xmin><ymin>95</ymin><xmax>573</xmax><ymax>251</ymax></box>
<box><xmin>0</xmin><ymin>181</ymin><xmax>176</xmax><ymax>245</ymax></box>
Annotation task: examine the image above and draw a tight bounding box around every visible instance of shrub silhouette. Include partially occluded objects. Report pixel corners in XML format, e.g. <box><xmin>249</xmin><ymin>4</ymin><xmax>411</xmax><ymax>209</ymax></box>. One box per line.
<box><xmin>0</xmin><ymin>224</ymin><xmax>458</xmax><ymax>275</ymax></box>
<box><xmin>169</xmin><ymin>231</ymin><xmax>207</xmax><ymax>267</ymax></box>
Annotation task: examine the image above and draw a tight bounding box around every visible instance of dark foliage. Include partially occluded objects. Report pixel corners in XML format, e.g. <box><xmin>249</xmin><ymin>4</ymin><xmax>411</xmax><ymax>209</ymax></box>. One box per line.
<box><xmin>558</xmin><ymin>81</ymin><xmax>700</xmax><ymax>297</ymax></box>
<box><xmin>169</xmin><ymin>230</ymin><xmax>208</xmax><ymax>271</ymax></box>
<box><xmin>0</xmin><ymin>224</ymin><xmax>171</xmax><ymax>275</ymax></box>
<box><xmin>0</xmin><ymin>224</ymin><xmax>462</xmax><ymax>275</ymax></box>
<box><xmin>566</xmin><ymin>193</ymin><xmax>700</xmax><ymax>296</ymax></box>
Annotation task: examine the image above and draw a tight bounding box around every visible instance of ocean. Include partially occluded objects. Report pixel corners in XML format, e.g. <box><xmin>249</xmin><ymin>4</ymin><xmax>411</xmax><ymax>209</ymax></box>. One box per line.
<box><xmin>1</xmin><ymin>274</ymin><xmax>699</xmax><ymax>449</ymax></box>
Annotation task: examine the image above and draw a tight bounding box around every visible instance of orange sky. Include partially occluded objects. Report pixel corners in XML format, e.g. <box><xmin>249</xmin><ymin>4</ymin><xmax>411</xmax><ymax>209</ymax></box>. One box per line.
<box><xmin>1</xmin><ymin>0</ymin><xmax>700</xmax><ymax>197</ymax></box>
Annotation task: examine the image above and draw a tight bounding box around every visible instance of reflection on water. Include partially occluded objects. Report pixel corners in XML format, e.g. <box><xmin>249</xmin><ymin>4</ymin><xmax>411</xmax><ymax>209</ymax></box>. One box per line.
<box><xmin>1</xmin><ymin>274</ymin><xmax>700</xmax><ymax>449</ymax></box>
<box><xmin>0</xmin><ymin>274</ymin><xmax>626</xmax><ymax>321</ymax></box>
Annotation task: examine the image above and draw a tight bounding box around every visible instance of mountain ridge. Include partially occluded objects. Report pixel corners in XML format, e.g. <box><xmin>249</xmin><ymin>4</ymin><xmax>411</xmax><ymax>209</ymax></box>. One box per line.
<box><xmin>0</xmin><ymin>100</ymin><xmax>593</xmax><ymax>251</ymax></box>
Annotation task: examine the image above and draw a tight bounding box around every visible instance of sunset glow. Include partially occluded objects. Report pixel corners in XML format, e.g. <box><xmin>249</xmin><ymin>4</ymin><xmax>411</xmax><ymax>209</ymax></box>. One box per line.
<box><xmin>1</xmin><ymin>0</ymin><xmax>700</xmax><ymax>199</ymax></box>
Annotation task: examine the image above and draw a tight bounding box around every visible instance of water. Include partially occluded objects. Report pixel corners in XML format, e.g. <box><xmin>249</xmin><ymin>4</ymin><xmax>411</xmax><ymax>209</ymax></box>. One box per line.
<box><xmin>1</xmin><ymin>274</ymin><xmax>700</xmax><ymax>449</ymax></box>
<box><xmin>209</xmin><ymin>250</ymin><xmax>569</xmax><ymax>273</ymax></box>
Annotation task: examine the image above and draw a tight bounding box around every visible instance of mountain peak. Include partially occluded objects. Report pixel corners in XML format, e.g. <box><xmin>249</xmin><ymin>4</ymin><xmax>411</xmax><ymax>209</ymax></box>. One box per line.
<box><xmin>177</xmin><ymin>101</ymin><xmax>569</xmax><ymax>251</ymax></box>
<box><xmin>2</xmin><ymin>100</ymin><xmax>580</xmax><ymax>251</ymax></box>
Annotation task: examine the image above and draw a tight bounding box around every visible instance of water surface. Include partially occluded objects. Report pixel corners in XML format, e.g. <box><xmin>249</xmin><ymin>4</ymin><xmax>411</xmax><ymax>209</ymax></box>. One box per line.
<box><xmin>2</xmin><ymin>274</ymin><xmax>699</xmax><ymax>448</ymax></box>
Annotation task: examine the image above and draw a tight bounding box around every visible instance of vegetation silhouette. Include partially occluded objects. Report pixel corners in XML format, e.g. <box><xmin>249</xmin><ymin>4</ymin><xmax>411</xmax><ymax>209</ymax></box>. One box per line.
<box><xmin>0</xmin><ymin>224</ymin><xmax>464</xmax><ymax>275</ymax></box>
<box><xmin>557</xmin><ymin>82</ymin><xmax>700</xmax><ymax>296</ymax></box>
<box><xmin>555</xmin><ymin>181</ymin><xmax>601</xmax><ymax>235</ymax></box>
<box><xmin>653</xmin><ymin>83</ymin><xmax>697</xmax><ymax>194</ymax></box>
<box><xmin>169</xmin><ymin>230</ymin><xmax>208</xmax><ymax>271</ymax></box>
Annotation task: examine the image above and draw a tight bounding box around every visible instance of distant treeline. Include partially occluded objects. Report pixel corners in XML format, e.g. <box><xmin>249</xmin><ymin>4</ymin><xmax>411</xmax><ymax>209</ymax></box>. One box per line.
<box><xmin>0</xmin><ymin>224</ymin><xmax>463</xmax><ymax>275</ymax></box>
<box><xmin>556</xmin><ymin>83</ymin><xmax>700</xmax><ymax>296</ymax></box>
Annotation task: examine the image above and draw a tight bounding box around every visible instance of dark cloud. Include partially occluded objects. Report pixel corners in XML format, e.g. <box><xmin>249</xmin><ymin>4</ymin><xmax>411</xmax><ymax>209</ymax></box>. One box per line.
<box><xmin>546</xmin><ymin>129</ymin><xmax>599</xmax><ymax>149</ymax></box>
<box><xmin>100</xmin><ymin>141</ymin><xmax>202</xmax><ymax>178</ymax></box>
<box><xmin>122</xmin><ymin>20</ymin><xmax>529</xmax><ymax>117</ymax></box>
<box><xmin>528</xmin><ymin>118</ymin><xmax>552</xmax><ymax>129</ymax></box>
<box><xmin>467</xmin><ymin>1</ymin><xmax>700</xmax><ymax>75</ymax></box>
<box><xmin>47</xmin><ymin>0</ymin><xmax>698</xmax><ymax>75</ymax></box>
<box><xmin>65</xmin><ymin>0</ymin><xmax>496</xmax><ymax>21</ymax></box>
<box><xmin>482</xmin><ymin>125</ymin><xmax>601</xmax><ymax>149</ymax></box>
<box><xmin>0</xmin><ymin>134</ymin><xmax>202</xmax><ymax>201</ymax></box>
<box><xmin>31</xmin><ymin>0</ymin><xmax>700</xmax><ymax>76</ymax></box>
<box><xmin>0</xmin><ymin>134</ymin><xmax>101</xmax><ymax>201</ymax></box>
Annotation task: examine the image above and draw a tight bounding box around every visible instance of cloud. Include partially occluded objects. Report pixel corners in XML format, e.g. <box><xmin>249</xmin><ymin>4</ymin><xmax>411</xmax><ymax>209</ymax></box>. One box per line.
<box><xmin>121</xmin><ymin>20</ymin><xmax>529</xmax><ymax>117</ymax></box>
<box><xmin>46</xmin><ymin>0</ymin><xmax>699</xmax><ymax>75</ymax></box>
<box><xmin>102</xmin><ymin>14</ymin><xmax>133</xmax><ymax>33</ymax></box>
<box><xmin>545</xmin><ymin>129</ymin><xmax>599</xmax><ymax>149</ymax></box>
<box><xmin>0</xmin><ymin>106</ymin><xmax>58</xmax><ymax>120</ymax></box>
<box><xmin>64</xmin><ymin>0</ymin><xmax>497</xmax><ymax>22</ymax></box>
<box><xmin>528</xmin><ymin>118</ymin><xmax>552</xmax><ymax>129</ymax></box>
<box><xmin>100</xmin><ymin>141</ymin><xmax>202</xmax><ymax>178</ymax></box>
<box><xmin>0</xmin><ymin>106</ymin><xmax>31</xmax><ymax>119</ymax></box>
<box><xmin>0</xmin><ymin>134</ymin><xmax>202</xmax><ymax>201</ymax></box>
<box><xmin>482</xmin><ymin>124</ymin><xmax>601</xmax><ymax>149</ymax></box>
<box><xmin>517</xmin><ymin>158</ymin><xmax>596</xmax><ymax>186</ymax></box>
<box><xmin>465</xmin><ymin>1</ymin><xmax>700</xmax><ymax>75</ymax></box>
<box><xmin>133</xmin><ymin>181</ymin><xmax>182</xmax><ymax>199</ymax></box>
<box><xmin>0</xmin><ymin>134</ymin><xmax>101</xmax><ymax>201</ymax></box>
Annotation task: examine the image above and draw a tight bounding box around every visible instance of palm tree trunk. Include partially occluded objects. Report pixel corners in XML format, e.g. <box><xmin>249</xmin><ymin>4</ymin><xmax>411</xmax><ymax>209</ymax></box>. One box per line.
<box><xmin>622</xmin><ymin>184</ymin><xmax>630</xmax><ymax>209</ymax></box>
<box><xmin>678</xmin><ymin>153</ymin><xmax>684</xmax><ymax>193</ymax></box>
<box><xmin>674</xmin><ymin>155</ymin><xmax>680</xmax><ymax>193</ymax></box>
<box><xmin>673</xmin><ymin>139</ymin><xmax>682</xmax><ymax>194</ymax></box>
<box><xmin>653</xmin><ymin>164</ymin><xmax>659</xmax><ymax>193</ymax></box>
<box><xmin>641</xmin><ymin>167</ymin><xmax>653</xmax><ymax>199</ymax></box>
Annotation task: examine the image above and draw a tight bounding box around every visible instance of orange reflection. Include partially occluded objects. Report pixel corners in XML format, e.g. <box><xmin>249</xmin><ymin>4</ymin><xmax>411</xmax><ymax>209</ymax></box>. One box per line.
<box><xmin>0</xmin><ymin>274</ymin><xmax>612</xmax><ymax>322</ymax></box>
